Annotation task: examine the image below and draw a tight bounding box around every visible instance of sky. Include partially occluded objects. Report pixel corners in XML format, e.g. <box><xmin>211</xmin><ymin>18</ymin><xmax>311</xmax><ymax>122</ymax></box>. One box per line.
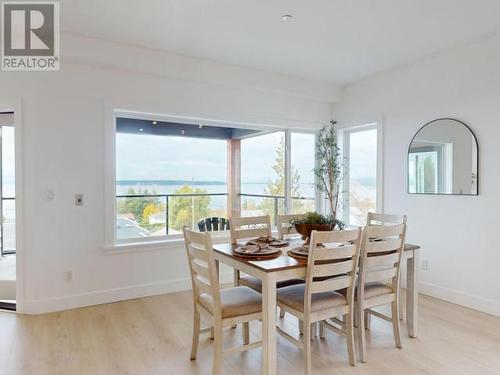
<box><xmin>116</xmin><ymin>128</ymin><xmax>377</xmax><ymax>183</ymax></box>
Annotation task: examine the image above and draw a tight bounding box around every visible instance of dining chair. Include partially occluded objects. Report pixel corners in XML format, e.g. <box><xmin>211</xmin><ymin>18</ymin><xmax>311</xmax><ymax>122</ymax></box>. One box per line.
<box><xmin>364</xmin><ymin>212</ymin><xmax>407</xmax><ymax>328</ymax></box>
<box><xmin>230</xmin><ymin>215</ymin><xmax>304</xmax><ymax>318</ymax></box>
<box><xmin>276</xmin><ymin>228</ymin><xmax>362</xmax><ymax>373</ymax></box>
<box><xmin>356</xmin><ymin>221</ymin><xmax>407</xmax><ymax>363</ymax></box>
<box><xmin>183</xmin><ymin>228</ymin><xmax>263</xmax><ymax>375</ymax></box>
<box><xmin>276</xmin><ymin>213</ymin><xmax>307</xmax><ymax>240</ymax></box>
<box><xmin>198</xmin><ymin>216</ymin><xmax>230</xmax><ymax>232</ymax></box>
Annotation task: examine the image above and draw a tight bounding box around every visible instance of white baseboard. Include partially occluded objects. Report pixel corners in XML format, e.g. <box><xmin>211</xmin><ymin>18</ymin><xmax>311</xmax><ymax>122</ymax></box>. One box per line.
<box><xmin>21</xmin><ymin>272</ymin><xmax>234</xmax><ymax>315</ymax></box>
<box><xmin>419</xmin><ymin>281</ymin><xmax>500</xmax><ymax>318</ymax></box>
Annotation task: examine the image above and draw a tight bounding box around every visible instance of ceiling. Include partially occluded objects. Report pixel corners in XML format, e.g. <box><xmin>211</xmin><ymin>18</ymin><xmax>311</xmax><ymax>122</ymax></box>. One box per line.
<box><xmin>61</xmin><ymin>0</ymin><xmax>500</xmax><ymax>85</ymax></box>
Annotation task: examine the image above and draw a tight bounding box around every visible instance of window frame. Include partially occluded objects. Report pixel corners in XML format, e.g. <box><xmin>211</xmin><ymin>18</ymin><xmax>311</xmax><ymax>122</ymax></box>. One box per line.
<box><xmin>339</xmin><ymin>121</ymin><xmax>383</xmax><ymax>226</ymax></box>
<box><xmin>106</xmin><ymin>109</ymin><xmax>319</xmax><ymax>248</ymax></box>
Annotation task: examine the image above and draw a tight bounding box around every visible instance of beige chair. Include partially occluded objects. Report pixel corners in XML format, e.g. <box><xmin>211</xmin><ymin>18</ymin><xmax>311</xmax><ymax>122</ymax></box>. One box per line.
<box><xmin>183</xmin><ymin>228</ymin><xmax>263</xmax><ymax>375</ymax></box>
<box><xmin>230</xmin><ymin>215</ymin><xmax>303</xmax><ymax>297</ymax></box>
<box><xmin>276</xmin><ymin>228</ymin><xmax>362</xmax><ymax>373</ymax></box>
<box><xmin>364</xmin><ymin>212</ymin><xmax>407</xmax><ymax>327</ymax></box>
<box><xmin>276</xmin><ymin>213</ymin><xmax>307</xmax><ymax>240</ymax></box>
<box><xmin>356</xmin><ymin>220</ymin><xmax>407</xmax><ymax>363</ymax></box>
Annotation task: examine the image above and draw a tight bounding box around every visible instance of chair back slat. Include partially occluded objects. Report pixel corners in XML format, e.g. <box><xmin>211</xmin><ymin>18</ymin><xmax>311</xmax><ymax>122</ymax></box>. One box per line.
<box><xmin>358</xmin><ymin>218</ymin><xmax>407</xmax><ymax>301</ymax></box>
<box><xmin>313</xmin><ymin>260</ymin><xmax>353</xmax><ymax>278</ymax></box>
<box><xmin>195</xmin><ymin>275</ymin><xmax>214</xmax><ymax>296</ymax></box>
<box><xmin>365</xmin><ymin>238</ymin><xmax>403</xmax><ymax>253</ymax></box>
<box><xmin>365</xmin><ymin>268</ymin><xmax>398</xmax><ymax>283</ymax></box>
<box><xmin>303</xmin><ymin>228</ymin><xmax>362</xmax><ymax>314</ymax></box>
<box><xmin>366</xmin><ymin>223</ymin><xmax>405</xmax><ymax>238</ymax></box>
<box><xmin>365</xmin><ymin>252</ymin><xmax>400</xmax><ymax>267</ymax></box>
<box><xmin>191</xmin><ymin>259</ymin><xmax>211</xmax><ymax>280</ymax></box>
<box><xmin>183</xmin><ymin>228</ymin><xmax>221</xmax><ymax>317</ymax></box>
<box><xmin>310</xmin><ymin>275</ymin><xmax>352</xmax><ymax>293</ymax></box>
<box><xmin>313</xmin><ymin>245</ymin><xmax>357</xmax><ymax>261</ymax></box>
<box><xmin>276</xmin><ymin>213</ymin><xmax>306</xmax><ymax>239</ymax></box>
<box><xmin>230</xmin><ymin>215</ymin><xmax>272</xmax><ymax>244</ymax></box>
<box><xmin>366</xmin><ymin>212</ymin><xmax>407</xmax><ymax>226</ymax></box>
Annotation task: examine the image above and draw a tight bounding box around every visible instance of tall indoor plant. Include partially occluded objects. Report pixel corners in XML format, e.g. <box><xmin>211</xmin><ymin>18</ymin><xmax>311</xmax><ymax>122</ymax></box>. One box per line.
<box><xmin>314</xmin><ymin>120</ymin><xmax>344</xmax><ymax>227</ymax></box>
<box><xmin>292</xmin><ymin>121</ymin><xmax>345</xmax><ymax>243</ymax></box>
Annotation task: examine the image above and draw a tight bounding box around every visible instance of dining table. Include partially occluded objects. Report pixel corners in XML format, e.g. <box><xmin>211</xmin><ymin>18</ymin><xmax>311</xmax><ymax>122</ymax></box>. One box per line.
<box><xmin>213</xmin><ymin>238</ymin><xmax>420</xmax><ymax>375</ymax></box>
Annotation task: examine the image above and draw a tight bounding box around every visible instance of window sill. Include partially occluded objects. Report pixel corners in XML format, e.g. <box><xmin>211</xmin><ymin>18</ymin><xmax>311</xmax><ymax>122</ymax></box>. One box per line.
<box><xmin>103</xmin><ymin>232</ymin><xmax>231</xmax><ymax>254</ymax></box>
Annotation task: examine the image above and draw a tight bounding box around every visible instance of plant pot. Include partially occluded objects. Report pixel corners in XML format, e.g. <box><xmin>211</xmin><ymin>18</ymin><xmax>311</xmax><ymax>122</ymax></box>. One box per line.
<box><xmin>294</xmin><ymin>223</ymin><xmax>333</xmax><ymax>245</ymax></box>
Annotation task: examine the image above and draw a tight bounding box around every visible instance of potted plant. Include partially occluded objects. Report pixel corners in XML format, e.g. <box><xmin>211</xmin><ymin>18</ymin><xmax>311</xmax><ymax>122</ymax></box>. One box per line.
<box><xmin>291</xmin><ymin>120</ymin><xmax>345</xmax><ymax>243</ymax></box>
<box><xmin>291</xmin><ymin>212</ymin><xmax>344</xmax><ymax>244</ymax></box>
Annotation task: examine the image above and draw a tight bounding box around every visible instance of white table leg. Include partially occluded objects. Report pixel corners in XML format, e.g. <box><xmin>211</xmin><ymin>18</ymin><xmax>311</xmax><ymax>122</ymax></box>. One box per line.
<box><xmin>406</xmin><ymin>251</ymin><xmax>418</xmax><ymax>338</ymax></box>
<box><xmin>262</xmin><ymin>273</ymin><xmax>277</xmax><ymax>375</ymax></box>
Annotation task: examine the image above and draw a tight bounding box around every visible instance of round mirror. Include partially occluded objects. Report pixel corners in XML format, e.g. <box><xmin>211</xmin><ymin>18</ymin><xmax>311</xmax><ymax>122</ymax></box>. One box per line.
<box><xmin>408</xmin><ymin>118</ymin><xmax>478</xmax><ymax>195</ymax></box>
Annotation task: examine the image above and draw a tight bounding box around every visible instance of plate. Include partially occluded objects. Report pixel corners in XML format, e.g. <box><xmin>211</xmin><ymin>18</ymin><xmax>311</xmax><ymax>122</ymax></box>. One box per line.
<box><xmin>247</xmin><ymin>238</ymin><xmax>289</xmax><ymax>247</ymax></box>
<box><xmin>289</xmin><ymin>246</ymin><xmax>310</xmax><ymax>258</ymax></box>
<box><xmin>234</xmin><ymin>244</ymin><xmax>281</xmax><ymax>257</ymax></box>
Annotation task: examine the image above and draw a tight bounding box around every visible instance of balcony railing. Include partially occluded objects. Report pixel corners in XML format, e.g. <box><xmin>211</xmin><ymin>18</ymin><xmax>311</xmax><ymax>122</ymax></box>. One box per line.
<box><xmin>116</xmin><ymin>192</ymin><xmax>315</xmax><ymax>241</ymax></box>
<box><xmin>240</xmin><ymin>193</ymin><xmax>315</xmax><ymax>225</ymax></box>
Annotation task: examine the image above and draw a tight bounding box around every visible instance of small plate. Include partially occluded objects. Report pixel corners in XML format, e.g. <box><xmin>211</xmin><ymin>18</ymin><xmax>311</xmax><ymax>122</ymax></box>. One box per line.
<box><xmin>234</xmin><ymin>244</ymin><xmax>281</xmax><ymax>257</ymax></box>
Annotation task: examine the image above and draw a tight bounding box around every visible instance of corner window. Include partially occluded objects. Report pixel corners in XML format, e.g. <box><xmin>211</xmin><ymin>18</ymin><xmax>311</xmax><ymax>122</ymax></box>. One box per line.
<box><xmin>112</xmin><ymin>115</ymin><xmax>318</xmax><ymax>244</ymax></box>
<box><xmin>341</xmin><ymin>124</ymin><xmax>379</xmax><ymax>226</ymax></box>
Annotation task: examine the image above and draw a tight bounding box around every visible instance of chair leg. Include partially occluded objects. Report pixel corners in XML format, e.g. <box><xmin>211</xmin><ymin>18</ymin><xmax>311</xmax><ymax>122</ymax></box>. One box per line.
<box><xmin>399</xmin><ymin>289</ymin><xmax>405</xmax><ymax>320</ymax></box>
<box><xmin>392</xmin><ymin>301</ymin><xmax>402</xmax><ymax>349</ymax></box>
<box><xmin>212</xmin><ymin>322</ymin><xmax>223</xmax><ymax>375</ymax></box>
<box><xmin>243</xmin><ymin>322</ymin><xmax>249</xmax><ymax>345</ymax></box>
<box><xmin>303</xmin><ymin>321</ymin><xmax>312</xmax><ymax>375</ymax></box>
<box><xmin>358</xmin><ymin>306</ymin><xmax>367</xmax><ymax>363</ymax></box>
<box><xmin>190</xmin><ymin>309</ymin><xmax>201</xmax><ymax>360</ymax></box>
<box><xmin>279</xmin><ymin>307</ymin><xmax>286</xmax><ymax>319</ymax></box>
<box><xmin>364</xmin><ymin>310</ymin><xmax>371</xmax><ymax>330</ymax></box>
<box><xmin>210</xmin><ymin>327</ymin><xmax>214</xmax><ymax>340</ymax></box>
<box><xmin>310</xmin><ymin>323</ymin><xmax>316</xmax><ymax>339</ymax></box>
<box><xmin>319</xmin><ymin>321</ymin><xmax>325</xmax><ymax>339</ymax></box>
<box><xmin>345</xmin><ymin>313</ymin><xmax>356</xmax><ymax>366</ymax></box>
<box><xmin>231</xmin><ymin>270</ymin><xmax>240</xmax><ymax>330</ymax></box>
<box><xmin>299</xmin><ymin>319</ymin><xmax>304</xmax><ymax>335</ymax></box>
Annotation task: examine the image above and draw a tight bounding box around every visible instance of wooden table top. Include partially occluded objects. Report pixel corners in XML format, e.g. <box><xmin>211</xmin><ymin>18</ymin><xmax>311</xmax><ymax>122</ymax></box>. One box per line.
<box><xmin>213</xmin><ymin>240</ymin><xmax>420</xmax><ymax>273</ymax></box>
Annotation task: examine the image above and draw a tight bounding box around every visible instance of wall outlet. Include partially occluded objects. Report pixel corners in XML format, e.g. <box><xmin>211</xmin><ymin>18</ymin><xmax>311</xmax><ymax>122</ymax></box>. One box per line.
<box><xmin>64</xmin><ymin>270</ymin><xmax>73</xmax><ymax>282</ymax></box>
<box><xmin>75</xmin><ymin>193</ymin><xmax>83</xmax><ymax>206</ymax></box>
<box><xmin>421</xmin><ymin>259</ymin><xmax>429</xmax><ymax>271</ymax></box>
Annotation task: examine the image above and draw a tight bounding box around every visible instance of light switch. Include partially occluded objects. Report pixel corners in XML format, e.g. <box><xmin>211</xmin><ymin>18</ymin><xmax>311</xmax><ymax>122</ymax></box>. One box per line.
<box><xmin>75</xmin><ymin>194</ymin><xmax>83</xmax><ymax>206</ymax></box>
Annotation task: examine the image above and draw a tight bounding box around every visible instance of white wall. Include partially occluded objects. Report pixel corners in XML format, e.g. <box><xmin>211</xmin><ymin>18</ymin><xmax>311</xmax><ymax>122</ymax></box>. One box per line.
<box><xmin>0</xmin><ymin>34</ymin><xmax>338</xmax><ymax>314</ymax></box>
<box><xmin>333</xmin><ymin>34</ymin><xmax>500</xmax><ymax>317</ymax></box>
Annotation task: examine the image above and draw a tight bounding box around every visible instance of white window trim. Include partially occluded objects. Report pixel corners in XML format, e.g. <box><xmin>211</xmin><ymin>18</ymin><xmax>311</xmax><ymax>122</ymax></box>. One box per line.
<box><xmin>104</xmin><ymin>108</ymin><xmax>320</xmax><ymax>251</ymax></box>
<box><xmin>339</xmin><ymin>120</ymin><xmax>384</xmax><ymax>225</ymax></box>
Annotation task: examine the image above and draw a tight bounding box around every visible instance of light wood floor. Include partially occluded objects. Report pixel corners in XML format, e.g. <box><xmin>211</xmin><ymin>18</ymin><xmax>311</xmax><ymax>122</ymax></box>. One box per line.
<box><xmin>0</xmin><ymin>292</ymin><xmax>499</xmax><ymax>375</ymax></box>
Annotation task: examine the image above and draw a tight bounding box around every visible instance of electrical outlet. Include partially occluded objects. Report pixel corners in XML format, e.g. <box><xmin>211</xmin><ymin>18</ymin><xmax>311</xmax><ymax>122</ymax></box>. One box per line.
<box><xmin>421</xmin><ymin>259</ymin><xmax>429</xmax><ymax>271</ymax></box>
<box><xmin>64</xmin><ymin>270</ymin><xmax>73</xmax><ymax>282</ymax></box>
<box><xmin>75</xmin><ymin>193</ymin><xmax>83</xmax><ymax>206</ymax></box>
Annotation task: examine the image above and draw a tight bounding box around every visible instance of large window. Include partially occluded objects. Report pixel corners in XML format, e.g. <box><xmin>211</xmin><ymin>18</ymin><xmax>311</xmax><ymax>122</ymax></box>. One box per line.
<box><xmin>342</xmin><ymin>125</ymin><xmax>378</xmax><ymax>226</ymax></box>
<box><xmin>290</xmin><ymin>132</ymin><xmax>316</xmax><ymax>213</ymax></box>
<box><xmin>113</xmin><ymin>116</ymin><xmax>318</xmax><ymax>243</ymax></box>
<box><xmin>240</xmin><ymin>130</ymin><xmax>316</xmax><ymax>224</ymax></box>
<box><xmin>241</xmin><ymin>131</ymin><xmax>285</xmax><ymax>221</ymax></box>
<box><xmin>115</xmin><ymin>119</ymin><xmax>228</xmax><ymax>242</ymax></box>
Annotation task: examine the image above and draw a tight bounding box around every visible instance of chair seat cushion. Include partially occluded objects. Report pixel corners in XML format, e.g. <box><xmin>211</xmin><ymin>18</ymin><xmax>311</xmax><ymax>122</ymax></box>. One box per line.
<box><xmin>199</xmin><ymin>286</ymin><xmax>262</xmax><ymax>318</ymax></box>
<box><xmin>277</xmin><ymin>284</ymin><xmax>347</xmax><ymax>313</ymax></box>
<box><xmin>239</xmin><ymin>275</ymin><xmax>304</xmax><ymax>293</ymax></box>
<box><xmin>337</xmin><ymin>282</ymin><xmax>393</xmax><ymax>299</ymax></box>
<box><xmin>363</xmin><ymin>282</ymin><xmax>393</xmax><ymax>299</ymax></box>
